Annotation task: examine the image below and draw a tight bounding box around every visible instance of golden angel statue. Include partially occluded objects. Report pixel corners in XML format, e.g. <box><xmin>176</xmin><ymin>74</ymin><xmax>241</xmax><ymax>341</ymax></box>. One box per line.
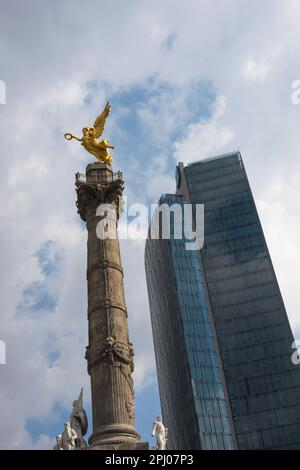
<box><xmin>64</xmin><ymin>101</ymin><xmax>114</xmax><ymax>165</ymax></box>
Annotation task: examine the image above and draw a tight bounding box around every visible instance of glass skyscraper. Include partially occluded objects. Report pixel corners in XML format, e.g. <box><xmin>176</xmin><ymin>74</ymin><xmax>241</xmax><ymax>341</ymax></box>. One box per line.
<box><xmin>145</xmin><ymin>152</ymin><xmax>300</xmax><ymax>450</ymax></box>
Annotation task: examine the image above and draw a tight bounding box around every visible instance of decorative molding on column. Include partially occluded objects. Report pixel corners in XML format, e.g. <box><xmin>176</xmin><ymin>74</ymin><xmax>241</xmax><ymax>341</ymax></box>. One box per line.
<box><xmin>87</xmin><ymin>261</ymin><xmax>124</xmax><ymax>278</ymax></box>
<box><xmin>87</xmin><ymin>301</ymin><xmax>128</xmax><ymax>317</ymax></box>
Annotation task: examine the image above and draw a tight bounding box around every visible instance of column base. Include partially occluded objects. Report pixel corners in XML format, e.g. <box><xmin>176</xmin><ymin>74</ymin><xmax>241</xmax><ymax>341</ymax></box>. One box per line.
<box><xmin>82</xmin><ymin>442</ymin><xmax>149</xmax><ymax>450</ymax></box>
<box><xmin>88</xmin><ymin>423</ymin><xmax>141</xmax><ymax>448</ymax></box>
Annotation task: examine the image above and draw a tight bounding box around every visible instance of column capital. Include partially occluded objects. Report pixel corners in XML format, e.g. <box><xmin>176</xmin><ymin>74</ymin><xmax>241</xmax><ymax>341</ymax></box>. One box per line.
<box><xmin>75</xmin><ymin>165</ymin><xmax>124</xmax><ymax>222</ymax></box>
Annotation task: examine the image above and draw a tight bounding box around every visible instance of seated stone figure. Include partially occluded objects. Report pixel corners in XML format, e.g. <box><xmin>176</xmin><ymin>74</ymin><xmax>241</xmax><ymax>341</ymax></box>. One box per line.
<box><xmin>61</xmin><ymin>422</ymin><xmax>77</xmax><ymax>450</ymax></box>
<box><xmin>52</xmin><ymin>434</ymin><xmax>63</xmax><ymax>450</ymax></box>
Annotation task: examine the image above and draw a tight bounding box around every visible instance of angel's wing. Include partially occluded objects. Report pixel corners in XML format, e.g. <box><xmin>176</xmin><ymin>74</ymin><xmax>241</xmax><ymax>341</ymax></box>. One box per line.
<box><xmin>93</xmin><ymin>101</ymin><xmax>111</xmax><ymax>138</ymax></box>
<box><xmin>77</xmin><ymin>387</ymin><xmax>83</xmax><ymax>408</ymax></box>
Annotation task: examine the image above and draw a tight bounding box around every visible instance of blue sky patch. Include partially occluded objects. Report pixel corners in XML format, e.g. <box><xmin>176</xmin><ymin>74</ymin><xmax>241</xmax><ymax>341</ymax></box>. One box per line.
<box><xmin>34</xmin><ymin>240</ymin><xmax>63</xmax><ymax>277</ymax></box>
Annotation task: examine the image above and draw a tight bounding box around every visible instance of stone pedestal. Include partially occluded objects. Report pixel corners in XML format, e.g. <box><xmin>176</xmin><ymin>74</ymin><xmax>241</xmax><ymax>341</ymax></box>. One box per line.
<box><xmin>75</xmin><ymin>162</ymin><xmax>146</xmax><ymax>449</ymax></box>
<box><xmin>81</xmin><ymin>442</ymin><xmax>149</xmax><ymax>451</ymax></box>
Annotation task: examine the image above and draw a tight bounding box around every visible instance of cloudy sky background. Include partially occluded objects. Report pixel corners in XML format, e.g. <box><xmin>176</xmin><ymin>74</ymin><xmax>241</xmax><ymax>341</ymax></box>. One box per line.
<box><xmin>0</xmin><ymin>0</ymin><xmax>300</xmax><ymax>449</ymax></box>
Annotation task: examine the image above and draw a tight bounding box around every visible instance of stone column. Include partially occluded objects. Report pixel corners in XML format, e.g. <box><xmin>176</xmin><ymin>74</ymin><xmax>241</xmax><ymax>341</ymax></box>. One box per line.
<box><xmin>75</xmin><ymin>162</ymin><xmax>140</xmax><ymax>449</ymax></box>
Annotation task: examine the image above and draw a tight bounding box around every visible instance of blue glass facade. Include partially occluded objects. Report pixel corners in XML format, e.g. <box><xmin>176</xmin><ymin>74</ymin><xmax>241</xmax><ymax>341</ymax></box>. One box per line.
<box><xmin>145</xmin><ymin>152</ymin><xmax>300</xmax><ymax>449</ymax></box>
<box><xmin>145</xmin><ymin>194</ymin><xmax>235</xmax><ymax>449</ymax></box>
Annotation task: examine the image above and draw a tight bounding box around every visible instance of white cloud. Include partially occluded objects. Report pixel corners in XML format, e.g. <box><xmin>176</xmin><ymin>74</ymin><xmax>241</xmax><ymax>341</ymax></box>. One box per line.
<box><xmin>256</xmin><ymin>175</ymin><xmax>300</xmax><ymax>329</ymax></box>
<box><xmin>243</xmin><ymin>45</ymin><xmax>283</xmax><ymax>82</ymax></box>
<box><xmin>8</xmin><ymin>154</ymin><xmax>49</xmax><ymax>188</ymax></box>
<box><xmin>46</xmin><ymin>82</ymin><xmax>88</xmax><ymax>107</ymax></box>
<box><xmin>244</xmin><ymin>59</ymin><xmax>271</xmax><ymax>82</ymax></box>
<box><xmin>174</xmin><ymin>97</ymin><xmax>234</xmax><ymax>163</ymax></box>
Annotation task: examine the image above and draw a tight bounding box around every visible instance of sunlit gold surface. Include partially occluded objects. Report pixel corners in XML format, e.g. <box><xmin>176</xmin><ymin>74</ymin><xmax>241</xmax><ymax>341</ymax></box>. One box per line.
<box><xmin>64</xmin><ymin>101</ymin><xmax>114</xmax><ymax>165</ymax></box>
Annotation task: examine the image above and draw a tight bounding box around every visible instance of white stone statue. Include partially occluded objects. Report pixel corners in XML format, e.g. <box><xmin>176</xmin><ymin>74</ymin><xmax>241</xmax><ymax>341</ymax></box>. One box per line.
<box><xmin>61</xmin><ymin>421</ymin><xmax>77</xmax><ymax>450</ymax></box>
<box><xmin>52</xmin><ymin>388</ymin><xmax>88</xmax><ymax>450</ymax></box>
<box><xmin>52</xmin><ymin>434</ymin><xmax>63</xmax><ymax>450</ymax></box>
<box><xmin>151</xmin><ymin>416</ymin><xmax>168</xmax><ymax>450</ymax></box>
<box><xmin>70</xmin><ymin>388</ymin><xmax>88</xmax><ymax>448</ymax></box>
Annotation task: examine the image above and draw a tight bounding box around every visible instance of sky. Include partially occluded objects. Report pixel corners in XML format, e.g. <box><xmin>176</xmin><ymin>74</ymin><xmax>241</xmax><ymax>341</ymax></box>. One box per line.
<box><xmin>0</xmin><ymin>0</ymin><xmax>300</xmax><ymax>449</ymax></box>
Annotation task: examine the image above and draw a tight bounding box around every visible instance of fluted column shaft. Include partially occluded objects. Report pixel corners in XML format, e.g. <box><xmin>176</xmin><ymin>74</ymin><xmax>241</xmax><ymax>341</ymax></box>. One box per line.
<box><xmin>76</xmin><ymin>162</ymin><xmax>139</xmax><ymax>448</ymax></box>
